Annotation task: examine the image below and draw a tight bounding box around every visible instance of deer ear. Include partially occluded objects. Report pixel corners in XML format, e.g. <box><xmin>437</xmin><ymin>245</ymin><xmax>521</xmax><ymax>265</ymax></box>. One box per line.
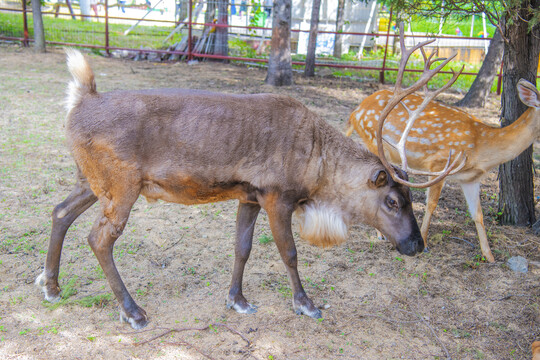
<box><xmin>369</xmin><ymin>169</ymin><xmax>388</xmax><ymax>188</ymax></box>
<box><xmin>517</xmin><ymin>79</ymin><xmax>540</xmax><ymax>108</ymax></box>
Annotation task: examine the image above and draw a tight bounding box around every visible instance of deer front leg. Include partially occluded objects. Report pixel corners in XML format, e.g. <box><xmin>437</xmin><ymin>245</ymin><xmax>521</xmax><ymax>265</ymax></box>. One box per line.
<box><xmin>227</xmin><ymin>202</ymin><xmax>261</xmax><ymax>314</ymax></box>
<box><xmin>36</xmin><ymin>175</ymin><xmax>97</xmax><ymax>302</ymax></box>
<box><xmin>460</xmin><ymin>182</ymin><xmax>495</xmax><ymax>263</ymax></box>
<box><xmin>263</xmin><ymin>194</ymin><xmax>322</xmax><ymax>319</ymax></box>
<box><xmin>87</xmin><ymin>195</ymin><xmax>148</xmax><ymax>329</ymax></box>
<box><xmin>420</xmin><ymin>178</ymin><xmax>445</xmax><ymax>251</ymax></box>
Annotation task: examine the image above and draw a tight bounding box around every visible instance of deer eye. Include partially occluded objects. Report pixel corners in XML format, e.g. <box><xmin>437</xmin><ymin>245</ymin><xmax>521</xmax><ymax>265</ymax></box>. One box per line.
<box><xmin>386</xmin><ymin>196</ymin><xmax>399</xmax><ymax>209</ymax></box>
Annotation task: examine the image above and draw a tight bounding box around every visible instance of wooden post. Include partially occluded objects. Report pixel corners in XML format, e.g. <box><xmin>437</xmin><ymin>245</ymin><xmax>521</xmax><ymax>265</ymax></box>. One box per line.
<box><xmin>379</xmin><ymin>8</ymin><xmax>392</xmax><ymax>84</ymax></box>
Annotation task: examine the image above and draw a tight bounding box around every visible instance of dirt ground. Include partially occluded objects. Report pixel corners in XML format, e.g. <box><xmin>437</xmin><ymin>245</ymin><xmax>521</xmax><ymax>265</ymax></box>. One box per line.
<box><xmin>0</xmin><ymin>43</ymin><xmax>538</xmax><ymax>360</ymax></box>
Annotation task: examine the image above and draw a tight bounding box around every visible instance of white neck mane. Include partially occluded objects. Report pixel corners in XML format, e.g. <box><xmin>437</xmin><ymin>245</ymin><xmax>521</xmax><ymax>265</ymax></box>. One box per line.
<box><xmin>295</xmin><ymin>201</ymin><xmax>349</xmax><ymax>248</ymax></box>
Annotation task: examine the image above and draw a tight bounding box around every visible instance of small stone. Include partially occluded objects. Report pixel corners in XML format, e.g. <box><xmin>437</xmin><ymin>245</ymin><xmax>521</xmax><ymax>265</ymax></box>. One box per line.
<box><xmin>323</xmin><ymin>303</ymin><xmax>331</xmax><ymax>309</ymax></box>
<box><xmin>507</xmin><ymin>256</ymin><xmax>528</xmax><ymax>273</ymax></box>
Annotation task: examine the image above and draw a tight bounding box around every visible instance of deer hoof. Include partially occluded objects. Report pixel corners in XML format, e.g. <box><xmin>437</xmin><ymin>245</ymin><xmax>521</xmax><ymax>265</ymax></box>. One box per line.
<box><xmin>423</xmin><ymin>247</ymin><xmax>430</xmax><ymax>253</ymax></box>
<box><xmin>35</xmin><ymin>271</ymin><xmax>62</xmax><ymax>303</ymax></box>
<box><xmin>226</xmin><ymin>297</ymin><xmax>258</xmax><ymax>314</ymax></box>
<box><xmin>120</xmin><ymin>308</ymin><xmax>148</xmax><ymax>329</ymax></box>
<box><xmin>293</xmin><ymin>300</ymin><xmax>322</xmax><ymax>319</ymax></box>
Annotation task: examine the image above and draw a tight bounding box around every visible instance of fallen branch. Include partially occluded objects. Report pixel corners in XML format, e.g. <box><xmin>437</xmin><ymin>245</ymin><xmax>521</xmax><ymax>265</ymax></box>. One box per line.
<box><xmin>131</xmin><ymin>322</ymin><xmax>252</xmax><ymax>348</ymax></box>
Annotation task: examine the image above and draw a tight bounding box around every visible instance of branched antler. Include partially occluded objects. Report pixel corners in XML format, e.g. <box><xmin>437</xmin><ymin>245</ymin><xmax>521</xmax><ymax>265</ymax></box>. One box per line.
<box><xmin>376</xmin><ymin>22</ymin><xmax>466</xmax><ymax>188</ymax></box>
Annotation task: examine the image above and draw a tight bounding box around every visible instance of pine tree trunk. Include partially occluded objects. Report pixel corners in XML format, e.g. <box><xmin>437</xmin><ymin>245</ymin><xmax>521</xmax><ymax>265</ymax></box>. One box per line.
<box><xmin>455</xmin><ymin>28</ymin><xmax>503</xmax><ymax>108</ymax></box>
<box><xmin>265</xmin><ymin>0</ymin><xmax>293</xmax><ymax>86</ymax></box>
<box><xmin>215</xmin><ymin>0</ymin><xmax>229</xmax><ymax>58</ymax></box>
<box><xmin>333</xmin><ymin>0</ymin><xmax>345</xmax><ymax>58</ymax></box>
<box><xmin>498</xmin><ymin>2</ymin><xmax>540</xmax><ymax>227</ymax></box>
<box><xmin>304</xmin><ymin>0</ymin><xmax>322</xmax><ymax>77</ymax></box>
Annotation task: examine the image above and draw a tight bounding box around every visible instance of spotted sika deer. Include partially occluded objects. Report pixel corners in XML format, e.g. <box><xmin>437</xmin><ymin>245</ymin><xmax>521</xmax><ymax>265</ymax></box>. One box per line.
<box><xmin>347</xmin><ymin>24</ymin><xmax>540</xmax><ymax>263</ymax></box>
<box><xmin>36</xmin><ymin>49</ymin><xmax>424</xmax><ymax>329</ymax></box>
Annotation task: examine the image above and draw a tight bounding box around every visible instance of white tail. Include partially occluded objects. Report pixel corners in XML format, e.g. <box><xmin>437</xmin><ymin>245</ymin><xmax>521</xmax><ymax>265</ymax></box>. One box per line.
<box><xmin>347</xmin><ymin>30</ymin><xmax>540</xmax><ymax>263</ymax></box>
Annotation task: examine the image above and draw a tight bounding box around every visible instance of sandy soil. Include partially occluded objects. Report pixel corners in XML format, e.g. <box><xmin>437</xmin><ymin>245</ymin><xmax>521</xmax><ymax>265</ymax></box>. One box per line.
<box><xmin>0</xmin><ymin>43</ymin><xmax>538</xmax><ymax>360</ymax></box>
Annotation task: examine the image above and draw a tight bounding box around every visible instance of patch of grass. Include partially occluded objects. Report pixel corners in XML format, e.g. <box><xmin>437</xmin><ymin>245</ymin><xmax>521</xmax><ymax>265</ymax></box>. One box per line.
<box><xmin>76</xmin><ymin>293</ymin><xmax>112</xmax><ymax>308</ymax></box>
<box><xmin>258</xmin><ymin>233</ymin><xmax>273</xmax><ymax>244</ymax></box>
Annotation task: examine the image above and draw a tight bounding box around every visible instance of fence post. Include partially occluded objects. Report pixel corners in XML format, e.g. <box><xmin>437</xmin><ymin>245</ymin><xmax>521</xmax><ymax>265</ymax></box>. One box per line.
<box><xmin>21</xmin><ymin>0</ymin><xmax>29</xmax><ymax>47</ymax></box>
<box><xmin>188</xmin><ymin>0</ymin><xmax>193</xmax><ymax>61</ymax></box>
<box><xmin>497</xmin><ymin>60</ymin><xmax>503</xmax><ymax>95</ymax></box>
<box><xmin>105</xmin><ymin>0</ymin><xmax>110</xmax><ymax>55</ymax></box>
<box><xmin>379</xmin><ymin>7</ymin><xmax>393</xmax><ymax>84</ymax></box>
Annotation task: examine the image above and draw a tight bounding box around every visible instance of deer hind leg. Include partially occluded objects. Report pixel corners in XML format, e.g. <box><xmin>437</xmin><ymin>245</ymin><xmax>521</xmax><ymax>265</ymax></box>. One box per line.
<box><xmin>227</xmin><ymin>202</ymin><xmax>261</xmax><ymax>314</ymax></box>
<box><xmin>460</xmin><ymin>182</ymin><xmax>495</xmax><ymax>263</ymax></box>
<box><xmin>420</xmin><ymin>178</ymin><xmax>445</xmax><ymax>251</ymax></box>
<box><xmin>36</xmin><ymin>172</ymin><xmax>97</xmax><ymax>302</ymax></box>
<box><xmin>262</xmin><ymin>193</ymin><xmax>322</xmax><ymax>319</ymax></box>
<box><xmin>87</xmin><ymin>185</ymin><xmax>148</xmax><ymax>329</ymax></box>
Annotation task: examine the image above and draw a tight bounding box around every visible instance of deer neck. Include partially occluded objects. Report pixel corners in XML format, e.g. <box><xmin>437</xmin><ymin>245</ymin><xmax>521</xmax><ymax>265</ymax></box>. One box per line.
<box><xmin>476</xmin><ymin>108</ymin><xmax>539</xmax><ymax>170</ymax></box>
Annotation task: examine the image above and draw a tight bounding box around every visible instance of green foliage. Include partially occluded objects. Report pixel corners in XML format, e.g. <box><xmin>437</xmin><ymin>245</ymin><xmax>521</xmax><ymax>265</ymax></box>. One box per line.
<box><xmin>258</xmin><ymin>233</ymin><xmax>273</xmax><ymax>244</ymax></box>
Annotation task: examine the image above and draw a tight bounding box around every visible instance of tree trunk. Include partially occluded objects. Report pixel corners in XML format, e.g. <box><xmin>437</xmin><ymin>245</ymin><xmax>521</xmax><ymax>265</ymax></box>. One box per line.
<box><xmin>304</xmin><ymin>0</ymin><xmax>322</xmax><ymax>77</ymax></box>
<box><xmin>265</xmin><ymin>0</ymin><xmax>293</xmax><ymax>86</ymax></box>
<box><xmin>498</xmin><ymin>2</ymin><xmax>540</xmax><ymax>227</ymax></box>
<box><xmin>332</xmin><ymin>0</ymin><xmax>345</xmax><ymax>58</ymax></box>
<box><xmin>32</xmin><ymin>0</ymin><xmax>46</xmax><ymax>52</ymax></box>
<box><xmin>455</xmin><ymin>28</ymin><xmax>503</xmax><ymax>108</ymax></box>
<box><xmin>215</xmin><ymin>0</ymin><xmax>229</xmax><ymax>58</ymax></box>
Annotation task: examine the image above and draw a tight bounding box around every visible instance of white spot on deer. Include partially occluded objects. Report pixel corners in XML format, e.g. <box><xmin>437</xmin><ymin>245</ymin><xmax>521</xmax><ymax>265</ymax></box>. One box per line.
<box><xmin>448</xmin><ymin>141</ymin><xmax>454</xmax><ymax>146</ymax></box>
<box><xmin>420</xmin><ymin>112</ymin><xmax>426</xmax><ymax>116</ymax></box>
<box><xmin>415</xmin><ymin>128</ymin><xmax>424</xmax><ymax>135</ymax></box>
<box><xmin>375</xmin><ymin>115</ymin><xmax>380</xmax><ymax>121</ymax></box>
<box><xmin>439</xmin><ymin>145</ymin><xmax>445</xmax><ymax>150</ymax></box>
<box><xmin>429</xmin><ymin>133</ymin><xmax>436</xmax><ymax>138</ymax></box>
<box><xmin>355</xmin><ymin>109</ymin><xmax>365</xmax><ymax>120</ymax></box>
<box><xmin>400</xmin><ymin>117</ymin><xmax>406</xmax><ymax>122</ymax></box>
<box><xmin>453</xmin><ymin>129</ymin><xmax>459</xmax><ymax>133</ymax></box>
<box><xmin>408</xmin><ymin>137</ymin><xmax>419</xmax><ymax>143</ymax></box>
<box><xmin>378</xmin><ymin>100</ymin><xmax>385</xmax><ymax>107</ymax></box>
<box><xmin>420</xmin><ymin>120</ymin><xmax>426</xmax><ymax>124</ymax></box>
<box><xmin>384</xmin><ymin>123</ymin><xmax>396</xmax><ymax>132</ymax></box>
<box><xmin>433</xmin><ymin>123</ymin><xmax>443</xmax><ymax>128</ymax></box>
<box><xmin>367</xmin><ymin>121</ymin><xmax>373</xmax><ymax>128</ymax></box>
<box><xmin>464</xmin><ymin>130</ymin><xmax>471</xmax><ymax>135</ymax></box>
<box><xmin>409</xmin><ymin>104</ymin><xmax>416</xmax><ymax>110</ymax></box>
<box><xmin>461</xmin><ymin>141</ymin><xmax>467</xmax><ymax>145</ymax></box>
<box><xmin>445</xmin><ymin>120</ymin><xmax>451</xmax><ymax>124</ymax></box>
<box><xmin>403</xmin><ymin>99</ymin><xmax>410</xmax><ymax>104</ymax></box>
<box><xmin>468</xmin><ymin>144</ymin><xmax>475</xmax><ymax>148</ymax></box>
<box><xmin>367</xmin><ymin>110</ymin><xmax>374</xmax><ymax>115</ymax></box>
<box><xmin>419</xmin><ymin>138</ymin><xmax>431</xmax><ymax>145</ymax></box>
<box><xmin>426</xmin><ymin>150</ymin><xmax>436</xmax><ymax>154</ymax></box>
<box><xmin>398</xmin><ymin>111</ymin><xmax>405</xmax><ymax>116</ymax></box>
<box><xmin>445</xmin><ymin>128</ymin><xmax>451</xmax><ymax>132</ymax></box>
<box><xmin>481</xmin><ymin>131</ymin><xmax>486</xmax><ymax>136</ymax></box>
<box><xmin>426</xmin><ymin>121</ymin><xmax>432</xmax><ymax>125</ymax></box>
<box><xmin>375</xmin><ymin>94</ymin><xmax>381</xmax><ymax>100</ymax></box>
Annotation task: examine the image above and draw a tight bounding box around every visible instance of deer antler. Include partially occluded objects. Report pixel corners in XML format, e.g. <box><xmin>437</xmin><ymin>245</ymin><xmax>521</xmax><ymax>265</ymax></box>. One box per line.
<box><xmin>376</xmin><ymin>22</ymin><xmax>466</xmax><ymax>188</ymax></box>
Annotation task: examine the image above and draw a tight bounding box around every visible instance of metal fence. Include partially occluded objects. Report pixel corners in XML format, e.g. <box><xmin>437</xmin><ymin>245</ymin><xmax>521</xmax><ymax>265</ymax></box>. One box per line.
<box><xmin>1</xmin><ymin>0</ymin><xmax>504</xmax><ymax>89</ymax></box>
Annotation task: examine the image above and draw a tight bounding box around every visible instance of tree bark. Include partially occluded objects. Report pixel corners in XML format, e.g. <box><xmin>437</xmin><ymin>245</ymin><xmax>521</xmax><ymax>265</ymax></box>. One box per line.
<box><xmin>265</xmin><ymin>0</ymin><xmax>293</xmax><ymax>86</ymax></box>
<box><xmin>32</xmin><ymin>0</ymin><xmax>46</xmax><ymax>52</ymax></box>
<box><xmin>304</xmin><ymin>0</ymin><xmax>322</xmax><ymax>77</ymax></box>
<box><xmin>455</xmin><ymin>28</ymin><xmax>503</xmax><ymax>108</ymax></box>
<box><xmin>333</xmin><ymin>0</ymin><xmax>345</xmax><ymax>58</ymax></box>
<box><xmin>498</xmin><ymin>1</ymin><xmax>540</xmax><ymax>227</ymax></box>
<box><xmin>215</xmin><ymin>0</ymin><xmax>229</xmax><ymax>58</ymax></box>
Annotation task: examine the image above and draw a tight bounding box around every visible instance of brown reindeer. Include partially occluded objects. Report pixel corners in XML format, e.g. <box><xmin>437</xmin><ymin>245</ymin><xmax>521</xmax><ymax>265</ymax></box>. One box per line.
<box><xmin>36</xmin><ymin>49</ymin><xmax>425</xmax><ymax>329</ymax></box>
<box><xmin>347</xmin><ymin>27</ymin><xmax>540</xmax><ymax>263</ymax></box>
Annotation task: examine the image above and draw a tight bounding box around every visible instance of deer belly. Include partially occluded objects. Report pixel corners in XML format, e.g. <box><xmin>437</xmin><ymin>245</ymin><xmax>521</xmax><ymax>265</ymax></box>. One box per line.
<box><xmin>141</xmin><ymin>178</ymin><xmax>249</xmax><ymax>205</ymax></box>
